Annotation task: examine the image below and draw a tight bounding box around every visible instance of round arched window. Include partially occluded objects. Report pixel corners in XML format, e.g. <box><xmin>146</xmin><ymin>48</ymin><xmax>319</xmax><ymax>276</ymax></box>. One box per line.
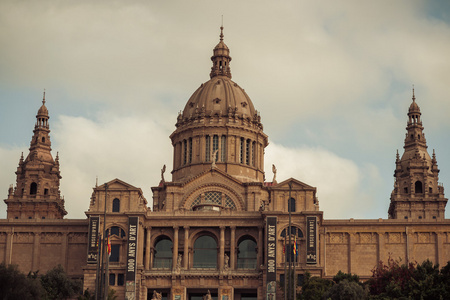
<box><xmin>154</xmin><ymin>237</ymin><xmax>173</xmax><ymax>269</ymax></box>
<box><xmin>193</xmin><ymin>235</ymin><xmax>217</xmax><ymax>268</ymax></box>
<box><xmin>237</xmin><ymin>238</ymin><xmax>257</xmax><ymax>269</ymax></box>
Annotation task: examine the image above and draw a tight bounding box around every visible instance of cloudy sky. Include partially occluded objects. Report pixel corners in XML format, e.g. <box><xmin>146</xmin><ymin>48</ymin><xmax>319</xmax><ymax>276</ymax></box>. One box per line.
<box><xmin>0</xmin><ymin>0</ymin><xmax>449</xmax><ymax>220</ymax></box>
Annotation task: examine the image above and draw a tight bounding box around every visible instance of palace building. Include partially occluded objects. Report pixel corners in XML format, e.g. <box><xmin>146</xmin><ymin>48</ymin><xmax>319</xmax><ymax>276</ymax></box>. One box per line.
<box><xmin>1</xmin><ymin>27</ymin><xmax>449</xmax><ymax>300</ymax></box>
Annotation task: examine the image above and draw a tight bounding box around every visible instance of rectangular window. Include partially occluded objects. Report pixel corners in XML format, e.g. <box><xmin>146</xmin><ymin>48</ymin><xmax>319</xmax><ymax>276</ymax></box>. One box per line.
<box><xmin>117</xmin><ymin>274</ymin><xmax>124</xmax><ymax>286</ymax></box>
<box><xmin>205</xmin><ymin>135</ymin><xmax>211</xmax><ymax>161</ymax></box>
<box><xmin>109</xmin><ymin>273</ymin><xmax>115</xmax><ymax>286</ymax></box>
<box><xmin>110</xmin><ymin>244</ymin><xmax>120</xmax><ymax>262</ymax></box>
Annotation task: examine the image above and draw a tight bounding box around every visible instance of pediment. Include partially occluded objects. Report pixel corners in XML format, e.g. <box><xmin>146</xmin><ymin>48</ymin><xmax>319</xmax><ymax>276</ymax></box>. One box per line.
<box><xmin>181</xmin><ymin>168</ymin><xmax>245</xmax><ymax>188</ymax></box>
<box><xmin>97</xmin><ymin>178</ymin><xmax>142</xmax><ymax>192</ymax></box>
<box><xmin>273</xmin><ymin>177</ymin><xmax>316</xmax><ymax>191</ymax></box>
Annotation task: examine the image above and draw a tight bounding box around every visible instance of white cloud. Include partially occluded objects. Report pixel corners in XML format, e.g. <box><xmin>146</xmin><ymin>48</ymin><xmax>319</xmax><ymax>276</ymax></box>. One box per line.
<box><xmin>264</xmin><ymin>141</ymin><xmax>385</xmax><ymax>219</ymax></box>
<box><xmin>52</xmin><ymin>112</ymin><xmax>173</xmax><ymax>218</ymax></box>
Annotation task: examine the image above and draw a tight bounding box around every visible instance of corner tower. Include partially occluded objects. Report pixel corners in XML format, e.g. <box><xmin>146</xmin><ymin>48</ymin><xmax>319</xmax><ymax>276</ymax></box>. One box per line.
<box><xmin>4</xmin><ymin>92</ymin><xmax>67</xmax><ymax>219</ymax></box>
<box><xmin>170</xmin><ymin>27</ymin><xmax>268</xmax><ymax>183</ymax></box>
<box><xmin>389</xmin><ymin>89</ymin><xmax>447</xmax><ymax>220</ymax></box>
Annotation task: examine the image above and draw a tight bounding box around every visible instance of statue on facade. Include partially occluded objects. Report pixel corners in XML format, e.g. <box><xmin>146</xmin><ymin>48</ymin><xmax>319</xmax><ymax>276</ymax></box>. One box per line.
<box><xmin>272</xmin><ymin>164</ymin><xmax>277</xmax><ymax>183</ymax></box>
<box><xmin>203</xmin><ymin>290</ymin><xmax>212</xmax><ymax>300</ymax></box>
<box><xmin>152</xmin><ymin>290</ymin><xmax>162</xmax><ymax>300</ymax></box>
<box><xmin>176</xmin><ymin>253</ymin><xmax>183</xmax><ymax>271</ymax></box>
<box><xmin>224</xmin><ymin>253</ymin><xmax>229</xmax><ymax>271</ymax></box>
<box><xmin>211</xmin><ymin>149</ymin><xmax>219</xmax><ymax>169</ymax></box>
<box><xmin>161</xmin><ymin>164</ymin><xmax>166</xmax><ymax>182</ymax></box>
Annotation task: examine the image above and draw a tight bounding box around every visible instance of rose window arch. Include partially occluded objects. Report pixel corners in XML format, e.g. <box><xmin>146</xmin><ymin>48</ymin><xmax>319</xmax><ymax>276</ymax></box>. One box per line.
<box><xmin>182</xmin><ymin>185</ymin><xmax>243</xmax><ymax>211</ymax></box>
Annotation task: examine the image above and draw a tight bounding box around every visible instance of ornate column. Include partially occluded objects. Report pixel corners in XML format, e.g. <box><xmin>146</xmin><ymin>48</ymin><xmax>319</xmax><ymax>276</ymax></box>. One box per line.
<box><xmin>173</xmin><ymin>226</ymin><xmax>179</xmax><ymax>270</ymax></box>
<box><xmin>257</xmin><ymin>226</ymin><xmax>263</xmax><ymax>269</ymax></box>
<box><xmin>230</xmin><ymin>226</ymin><xmax>236</xmax><ymax>270</ymax></box>
<box><xmin>219</xmin><ymin>226</ymin><xmax>225</xmax><ymax>270</ymax></box>
<box><xmin>145</xmin><ymin>227</ymin><xmax>151</xmax><ymax>270</ymax></box>
<box><xmin>184</xmin><ymin>226</ymin><xmax>189</xmax><ymax>270</ymax></box>
<box><xmin>5</xmin><ymin>230</ymin><xmax>13</xmax><ymax>264</ymax></box>
<box><xmin>32</xmin><ymin>232</ymin><xmax>40</xmax><ymax>270</ymax></box>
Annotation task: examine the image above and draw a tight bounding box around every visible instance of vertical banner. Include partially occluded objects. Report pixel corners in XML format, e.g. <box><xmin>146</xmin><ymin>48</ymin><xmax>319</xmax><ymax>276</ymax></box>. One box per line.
<box><xmin>87</xmin><ymin>216</ymin><xmax>99</xmax><ymax>264</ymax></box>
<box><xmin>125</xmin><ymin>216</ymin><xmax>139</xmax><ymax>300</ymax></box>
<box><xmin>266</xmin><ymin>216</ymin><xmax>277</xmax><ymax>300</ymax></box>
<box><xmin>306</xmin><ymin>216</ymin><xmax>317</xmax><ymax>264</ymax></box>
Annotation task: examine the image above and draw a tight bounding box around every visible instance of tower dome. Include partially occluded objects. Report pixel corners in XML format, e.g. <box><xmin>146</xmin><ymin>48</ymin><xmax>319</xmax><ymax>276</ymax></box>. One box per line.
<box><xmin>170</xmin><ymin>27</ymin><xmax>268</xmax><ymax>183</ymax></box>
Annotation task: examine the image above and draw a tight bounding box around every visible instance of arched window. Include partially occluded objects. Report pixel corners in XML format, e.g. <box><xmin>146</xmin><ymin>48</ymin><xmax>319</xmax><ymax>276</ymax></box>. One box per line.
<box><xmin>30</xmin><ymin>182</ymin><xmax>37</xmax><ymax>195</ymax></box>
<box><xmin>112</xmin><ymin>198</ymin><xmax>120</xmax><ymax>212</ymax></box>
<box><xmin>188</xmin><ymin>138</ymin><xmax>192</xmax><ymax>163</ymax></box>
<box><xmin>193</xmin><ymin>235</ymin><xmax>217</xmax><ymax>268</ymax></box>
<box><xmin>240</xmin><ymin>138</ymin><xmax>245</xmax><ymax>164</ymax></box>
<box><xmin>108</xmin><ymin>226</ymin><xmax>126</xmax><ymax>238</ymax></box>
<box><xmin>288</xmin><ymin>198</ymin><xmax>296</xmax><ymax>212</ymax></box>
<box><xmin>415</xmin><ymin>181</ymin><xmax>423</xmax><ymax>194</ymax></box>
<box><xmin>183</xmin><ymin>140</ymin><xmax>187</xmax><ymax>165</ymax></box>
<box><xmin>213</xmin><ymin>135</ymin><xmax>219</xmax><ymax>161</ymax></box>
<box><xmin>246</xmin><ymin>139</ymin><xmax>251</xmax><ymax>165</ymax></box>
<box><xmin>154</xmin><ymin>237</ymin><xmax>173</xmax><ymax>269</ymax></box>
<box><xmin>41</xmin><ymin>137</ymin><xmax>45</xmax><ymax>143</ymax></box>
<box><xmin>281</xmin><ymin>226</ymin><xmax>303</xmax><ymax>263</ymax></box>
<box><xmin>237</xmin><ymin>238</ymin><xmax>257</xmax><ymax>269</ymax></box>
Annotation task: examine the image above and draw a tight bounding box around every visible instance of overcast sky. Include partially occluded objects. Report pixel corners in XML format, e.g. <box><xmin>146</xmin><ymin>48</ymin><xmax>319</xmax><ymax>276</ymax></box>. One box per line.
<box><xmin>0</xmin><ymin>0</ymin><xmax>449</xmax><ymax>220</ymax></box>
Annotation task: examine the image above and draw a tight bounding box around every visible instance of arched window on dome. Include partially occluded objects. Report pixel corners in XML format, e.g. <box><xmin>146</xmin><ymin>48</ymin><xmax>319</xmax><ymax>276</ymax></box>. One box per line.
<box><xmin>183</xmin><ymin>139</ymin><xmax>187</xmax><ymax>165</ymax></box>
<box><xmin>221</xmin><ymin>135</ymin><xmax>227</xmax><ymax>162</ymax></box>
<box><xmin>193</xmin><ymin>235</ymin><xmax>217</xmax><ymax>268</ymax></box>
<box><xmin>213</xmin><ymin>135</ymin><xmax>219</xmax><ymax>161</ymax></box>
<box><xmin>154</xmin><ymin>236</ymin><xmax>173</xmax><ymax>269</ymax></box>
<box><xmin>30</xmin><ymin>182</ymin><xmax>37</xmax><ymax>195</ymax></box>
<box><xmin>206</xmin><ymin>135</ymin><xmax>211</xmax><ymax>162</ymax></box>
<box><xmin>252</xmin><ymin>141</ymin><xmax>256</xmax><ymax>166</ymax></box>
<box><xmin>112</xmin><ymin>198</ymin><xmax>120</xmax><ymax>212</ymax></box>
<box><xmin>246</xmin><ymin>139</ymin><xmax>251</xmax><ymax>165</ymax></box>
<box><xmin>188</xmin><ymin>138</ymin><xmax>192</xmax><ymax>163</ymax></box>
<box><xmin>237</xmin><ymin>237</ymin><xmax>257</xmax><ymax>269</ymax></box>
<box><xmin>240</xmin><ymin>138</ymin><xmax>244</xmax><ymax>164</ymax></box>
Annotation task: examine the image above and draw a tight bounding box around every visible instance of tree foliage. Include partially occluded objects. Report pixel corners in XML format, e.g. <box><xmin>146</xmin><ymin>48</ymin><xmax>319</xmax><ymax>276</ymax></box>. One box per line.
<box><xmin>298</xmin><ymin>271</ymin><xmax>333</xmax><ymax>300</ymax></box>
<box><xmin>40</xmin><ymin>264</ymin><xmax>82</xmax><ymax>300</ymax></box>
<box><xmin>0</xmin><ymin>263</ymin><xmax>43</xmax><ymax>299</ymax></box>
<box><xmin>367</xmin><ymin>258</ymin><xmax>450</xmax><ymax>299</ymax></box>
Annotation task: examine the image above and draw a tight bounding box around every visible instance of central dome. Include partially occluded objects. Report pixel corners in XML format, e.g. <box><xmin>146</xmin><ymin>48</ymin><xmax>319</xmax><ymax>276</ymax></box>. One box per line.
<box><xmin>170</xmin><ymin>27</ymin><xmax>268</xmax><ymax>183</ymax></box>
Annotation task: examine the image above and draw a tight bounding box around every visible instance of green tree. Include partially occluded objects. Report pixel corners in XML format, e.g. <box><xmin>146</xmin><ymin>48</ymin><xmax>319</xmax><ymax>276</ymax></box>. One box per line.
<box><xmin>40</xmin><ymin>264</ymin><xmax>82</xmax><ymax>300</ymax></box>
<box><xmin>367</xmin><ymin>258</ymin><xmax>450</xmax><ymax>299</ymax></box>
<box><xmin>0</xmin><ymin>263</ymin><xmax>42</xmax><ymax>299</ymax></box>
<box><xmin>299</xmin><ymin>271</ymin><xmax>333</xmax><ymax>300</ymax></box>
<box><xmin>324</xmin><ymin>279</ymin><xmax>368</xmax><ymax>300</ymax></box>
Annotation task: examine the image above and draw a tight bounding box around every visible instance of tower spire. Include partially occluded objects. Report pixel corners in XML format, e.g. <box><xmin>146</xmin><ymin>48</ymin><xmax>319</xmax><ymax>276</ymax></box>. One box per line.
<box><xmin>388</xmin><ymin>89</ymin><xmax>447</xmax><ymax>220</ymax></box>
<box><xmin>210</xmin><ymin>26</ymin><xmax>232</xmax><ymax>79</ymax></box>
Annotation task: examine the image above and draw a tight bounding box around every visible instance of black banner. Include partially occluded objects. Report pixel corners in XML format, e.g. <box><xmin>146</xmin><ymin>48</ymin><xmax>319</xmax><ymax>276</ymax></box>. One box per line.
<box><xmin>306</xmin><ymin>216</ymin><xmax>317</xmax><ymax>264</ymax></box>
<box><xmin>125</xmin><ymin>216</ymin><xmax>139</xmax><ymax>300</ymax></box>
<box><xmin>87</xmin><ymin>216</ymin><xmax>99</xmax><ymax>264</ymax></box>
<box><xmin>266</xmin><ymin>216</ymin><xmax>277</xmax><ymax>299</ymax></box>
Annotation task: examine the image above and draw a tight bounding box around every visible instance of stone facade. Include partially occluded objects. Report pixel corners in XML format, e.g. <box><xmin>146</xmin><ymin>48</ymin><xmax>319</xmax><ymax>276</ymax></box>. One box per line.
<box><xmin>1</xmin><ymin>27</ymin><xmax>449</xmax><ymax>300</ymax></box>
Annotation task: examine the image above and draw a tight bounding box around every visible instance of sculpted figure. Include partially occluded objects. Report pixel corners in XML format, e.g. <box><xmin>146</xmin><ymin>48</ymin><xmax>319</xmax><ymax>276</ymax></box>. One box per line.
<box><xmin>161</xmin><ymin>164</ymin><xmax>166</xmax><ymax>182</ymax></box>
<box><xmin>203</xmin><ymin>290</ymin><xmax>212</xmax><ymax>300</ymax></box>
<box><xmin>211</xmin><ymin>149</ymin><xmax>219</xmax><ymax>169</ymax></box>
<box><xmin>152</xmin><ymin>290</ymin><xmax>162</xmax><ymax>300</ymax></box>
<box><xmin>224</xmin><ymin>253</ymin><xmax>229</xmax><ymax>270</ymax></box>
<box><xmin>272</xmin><ymin>164</ymin><xmax>277</xmax><ymax>183</ymax></box>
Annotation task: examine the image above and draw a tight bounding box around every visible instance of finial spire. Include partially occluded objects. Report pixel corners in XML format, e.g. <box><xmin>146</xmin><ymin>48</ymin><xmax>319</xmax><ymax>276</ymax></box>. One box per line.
<box><xmin>412</xmin><ymin>84</ymin><xmax>415</xmax><ymax>102</ymax></box>
<box><xmin>43</xmin><ymin>89</ymin><xmax>46</xmax><ymax>105</ymax></box>
<box><xmin>220</xmin><ymin>26</ymin><xmax>224</xmax><ymax>42</ymax></box>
